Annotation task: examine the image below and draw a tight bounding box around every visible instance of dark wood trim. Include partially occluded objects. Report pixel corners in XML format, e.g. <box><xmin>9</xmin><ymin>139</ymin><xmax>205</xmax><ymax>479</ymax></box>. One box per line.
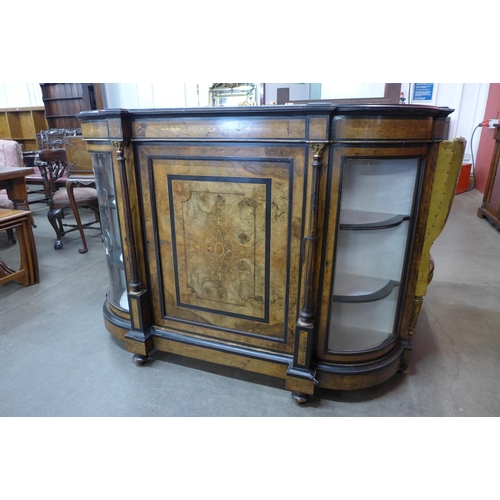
<box><xmin>290</xmin><ymin>83</ymin><xmax>401</xmax><ymax>105</ymax></box>
<box><xmin>93</xmin><ymin>84</ymin><xmax>105</xmax><ymax>110</ymax></box>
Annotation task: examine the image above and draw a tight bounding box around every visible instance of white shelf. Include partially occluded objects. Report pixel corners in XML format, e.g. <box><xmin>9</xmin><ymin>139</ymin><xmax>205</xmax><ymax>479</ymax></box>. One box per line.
<box><xmin>340</xmin><ymin>209</ymin><xmax>409</xmax><ymax>229</ymax></box>
<box><xmin>334</xmin><ymin>222</ymin><xmax>410</xmax><ymax>281</ymax></box>
<box><xmin>328</xmin><ymin>324</ymin><xmax>394</xmax><ymax>351</ymax></box>
<box><xmin>328</xmin><ymin>287</ymin><xmax>400</xmax><ymax>351</ymax></box>
<box><xmin>332</xmin><ymin>272</ymin><xmax>399</xmax><ymax>302</ymax></box>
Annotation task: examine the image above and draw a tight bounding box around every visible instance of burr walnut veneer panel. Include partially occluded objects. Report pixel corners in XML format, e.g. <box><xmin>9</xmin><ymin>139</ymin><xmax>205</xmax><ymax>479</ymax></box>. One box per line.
<box><xmin>138</xmin><ymin>144</ymin><xmax>307</xmax><ymax>353</ymax></box>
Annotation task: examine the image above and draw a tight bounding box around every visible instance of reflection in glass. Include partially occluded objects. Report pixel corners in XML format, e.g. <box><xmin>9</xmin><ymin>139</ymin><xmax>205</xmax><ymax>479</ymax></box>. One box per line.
<box><xmin>92</xmin><ymin>153</ymin><xmax>129</xmax><ymax>311</ymax></box>
<box><xmin>208</xmin><ymin>83</ymin><xmax>257</xmax><ymax>107</ymax></box>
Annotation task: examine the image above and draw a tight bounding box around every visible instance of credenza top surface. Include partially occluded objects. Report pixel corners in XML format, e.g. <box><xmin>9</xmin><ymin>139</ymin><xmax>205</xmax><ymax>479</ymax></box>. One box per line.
<box><xmin>77</xmin><ymin>103</ymin><xmax>453</xmax><ymax>121</ymax></box>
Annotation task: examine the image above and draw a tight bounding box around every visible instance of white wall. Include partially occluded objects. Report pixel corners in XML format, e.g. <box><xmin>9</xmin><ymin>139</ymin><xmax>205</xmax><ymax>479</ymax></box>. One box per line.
<box><xmin>0</xmin><ymin>83</ymin><xmax>43</xmax><ymax>108</ymax></box>
<box><xmin>103</xmin><ymin>83</ymin><xmax>219</xmax><ymax>109</ymax></box>
<box><xmin>439</xmin><ymin>83</ymin><xmax>489</xmax><ymax>162</ymax></box>
<box><xmin>401</xmin><ymin>83</ymin><xmax>489</xmax><ymax>162</ymax></box>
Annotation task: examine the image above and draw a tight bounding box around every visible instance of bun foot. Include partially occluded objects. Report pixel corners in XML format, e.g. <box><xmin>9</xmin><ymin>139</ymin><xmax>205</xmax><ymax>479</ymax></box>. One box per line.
<box><xmin>133</xmin><ymin>354</ymin><xmax>149</xmax><ymax>365</ymax></box>
<box><xmin>291</xmin><ymin>391</ymin><xmax>310</xmax><ymax>405</ymax></box>
<box><xmin>398</xmin><ymin>363</ymin><xmax>408</xmax><ymax>373</ymax></box>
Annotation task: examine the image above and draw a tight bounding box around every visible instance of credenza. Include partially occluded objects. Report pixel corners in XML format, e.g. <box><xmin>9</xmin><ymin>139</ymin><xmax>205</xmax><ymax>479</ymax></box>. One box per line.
<box><xmin>78</xmin><ymin>103</ymin><xmax>453</xmax><ymax>403</ymax></box>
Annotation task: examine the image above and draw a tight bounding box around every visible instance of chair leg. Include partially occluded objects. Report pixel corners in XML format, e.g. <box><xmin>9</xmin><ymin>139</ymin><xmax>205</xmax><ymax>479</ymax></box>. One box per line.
<box><xmin>73</xmin><ymin>205</ymin><xmax>89</xmax><ymax>254</ymax></box>
<box><xmin>67</xmin><ymin>184</ymin><xmax>90</xmax><ymax>254</ymax></box>
<box><xmin>47</xmin><ymin>208</ymin><xmax>64</xmax><ymax>250</ymax></box>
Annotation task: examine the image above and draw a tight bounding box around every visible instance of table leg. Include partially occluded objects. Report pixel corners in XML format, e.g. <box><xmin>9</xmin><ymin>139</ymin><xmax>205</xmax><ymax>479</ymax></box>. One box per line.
<box><xmin>5</xmin><ymin>177</ymin><xmax>30</xmax><ymax>211</ymax></box>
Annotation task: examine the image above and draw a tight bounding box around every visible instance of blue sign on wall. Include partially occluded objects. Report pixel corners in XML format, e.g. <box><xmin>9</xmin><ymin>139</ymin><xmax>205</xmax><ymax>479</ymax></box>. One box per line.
<box><xmin>413</xmin><ymin>83</ymin><xmax>434</xmax><ymax>101</ymax></box>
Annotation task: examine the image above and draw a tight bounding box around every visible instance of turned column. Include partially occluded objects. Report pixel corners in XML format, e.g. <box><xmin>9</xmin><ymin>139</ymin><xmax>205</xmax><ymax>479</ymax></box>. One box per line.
<box><xmin>287</xmin><ymin>142</ymin><xmax>327</xmax><ymax>401</ymax></box>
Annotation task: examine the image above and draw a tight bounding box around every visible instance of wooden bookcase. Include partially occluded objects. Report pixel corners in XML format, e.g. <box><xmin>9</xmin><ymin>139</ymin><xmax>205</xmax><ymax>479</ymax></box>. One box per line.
<box><xmin>40</xmin><ymin>83</ymin><xmax>98</xmax><ymax>130</ymax></box>
<box><xmin>0</xmin><ymin>107</ymin><xmax>48</xmax><ymax>151</ymax></box>
<box><xmin>65</xmin><ymin>136</ymin><xmax>94</xmax><ymax>176</ymax></box>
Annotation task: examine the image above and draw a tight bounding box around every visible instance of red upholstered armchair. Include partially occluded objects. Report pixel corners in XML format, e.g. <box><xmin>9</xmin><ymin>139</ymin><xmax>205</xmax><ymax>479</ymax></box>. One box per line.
<box><xmin>0</xmin><ymin>139</ymin><xmax>24</xmax><ymax>206</ymax></box>
<box><xmin>0</xmin><ymin>139</ymin><xmax>25</xmax><ymax>243</ymax></box>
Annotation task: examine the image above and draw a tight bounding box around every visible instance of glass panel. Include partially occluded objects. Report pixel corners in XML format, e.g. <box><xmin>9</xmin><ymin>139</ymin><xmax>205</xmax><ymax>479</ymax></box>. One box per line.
<box><xmin>327</xmin><ymin>157</ymin><xmax>419</xmax><ymax>352</ymax></box>
<box><xmin>328</xmin><ymin>287</ymin><xmax>400</xmax><ymax>351</ymax></box>
<box><xmin>209</xmin><ymin>83</ymin><xmax>257</xmax><ymax>107</ymax></box>
<box><xmin>92</xmin><ymin>152</ymin><xmax>128</xmax><ymax>311</ymax></box>
<box><xmin>339</xmin><ymin>158</ymin><xmax>417</xmax><ymax>216</ymax></box>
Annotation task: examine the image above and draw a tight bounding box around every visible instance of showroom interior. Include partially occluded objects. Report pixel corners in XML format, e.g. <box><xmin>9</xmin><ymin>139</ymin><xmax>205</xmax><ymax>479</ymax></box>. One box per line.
<box><xmin>1</xmin><ymin>82</ymin><xmax>500</xmax><ymax>419</ymax></box>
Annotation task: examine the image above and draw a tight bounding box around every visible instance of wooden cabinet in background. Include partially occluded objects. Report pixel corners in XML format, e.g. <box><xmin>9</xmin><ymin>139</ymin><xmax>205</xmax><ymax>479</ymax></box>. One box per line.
<box><xmin>65</xmin><ymin>136</ymin><xmax>94</xmax><ymax>176</ymax></box>
<box><xmin>478</xmin><ymin>124</ymin><xmax>500</xmax><ymax>229</ymax></box>
<box><xmin>40</xmin><ymin>83</ymin><xmax>98</xmax><ymax>130</ymax></box>
<box><xmin>0</xmin><ymin>107</ymin><xmax>48</xmax><ymax>152</ymax></box>
<box><xmin>78</xmin><ymin>104</ymin><xmax>453</xmax><ymax>403</ymax></box>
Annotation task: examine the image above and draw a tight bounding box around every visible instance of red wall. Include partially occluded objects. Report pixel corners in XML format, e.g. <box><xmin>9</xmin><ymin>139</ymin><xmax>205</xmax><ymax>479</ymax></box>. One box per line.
<box><xmin>474</xmin><ymin>83</ymin><xmax>500</xmax><ymax>193</ymax></box>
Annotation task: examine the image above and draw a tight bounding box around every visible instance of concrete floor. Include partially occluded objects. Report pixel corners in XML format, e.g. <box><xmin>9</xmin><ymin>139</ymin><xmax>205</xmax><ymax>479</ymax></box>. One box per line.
<box><xmin>1</xmin><ymin>189</ymin><xmax>499</xmax><ymax>417</ymax></box>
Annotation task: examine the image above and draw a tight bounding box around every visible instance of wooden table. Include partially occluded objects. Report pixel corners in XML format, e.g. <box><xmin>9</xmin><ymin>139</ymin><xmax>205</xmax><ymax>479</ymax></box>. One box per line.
<box><xmin>0</xmin><ymin>208</ymin><xmax>39</xmax><ymax>286</ymax></box>
<box><xmin>0</xmin><ymin>166</ymin><xmax>35</xmax><ymax>210</ymax></box>
<box><xmin>0</xmin><ymin>167</ymin><xmax>39</xmax><ymax>286</ymax></box>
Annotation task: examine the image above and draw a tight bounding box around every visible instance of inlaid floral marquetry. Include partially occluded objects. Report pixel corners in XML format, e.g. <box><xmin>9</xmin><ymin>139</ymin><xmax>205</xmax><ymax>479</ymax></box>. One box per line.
<box><xmin>131</xmin><ymin>117</ymin><xmax>307</xmax><ymax>140</ymax></box>
<box><xmin>170</xmin><ymin>176</ymin><xmax>270</xmax><ymax>321</ymax></box>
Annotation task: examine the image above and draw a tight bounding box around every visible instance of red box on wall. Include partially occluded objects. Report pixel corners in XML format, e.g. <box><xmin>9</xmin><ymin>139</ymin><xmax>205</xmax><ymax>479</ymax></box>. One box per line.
<box><xmin>456</xmin><ymin>163</ymin><xmax>472</xmax><ymax>194</ymax></box>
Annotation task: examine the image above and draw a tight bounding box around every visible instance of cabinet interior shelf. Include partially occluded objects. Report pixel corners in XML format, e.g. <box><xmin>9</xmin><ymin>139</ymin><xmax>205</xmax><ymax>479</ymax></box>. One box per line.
<box><xmin>332</xmin><ymin>273</ymin><xmax>400</xmax><ymax>303</ymax></box>
<box><xmin>43</xmin><ymin>97</ymin><xmax>82</xmax><ymax>101</ymax></box>
<box><xmin>339</xmin><ymin>209</ymin><xmax>409</xmax><ymax>230</ymax></box>
<box><xmin>328</xmin><ymin>324</ymin><xmax>395</xmax><ymax>352</ymax></box>
<box><xmin>45</xmin><ymin>114</ymin><xmax>79</xmax><ymax>119</ymax></box>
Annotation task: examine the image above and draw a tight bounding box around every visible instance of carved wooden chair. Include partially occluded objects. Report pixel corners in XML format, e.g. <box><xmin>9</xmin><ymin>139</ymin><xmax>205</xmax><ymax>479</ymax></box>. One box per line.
<box><xmin>24</xmin><ymin>130</ymin><xmax>68</xmax><ymax>201</ymax></box>
<box><xmin>38</xmin><ymin>146</ymin><xmax>100</xmax><ymax>253</ymax></box>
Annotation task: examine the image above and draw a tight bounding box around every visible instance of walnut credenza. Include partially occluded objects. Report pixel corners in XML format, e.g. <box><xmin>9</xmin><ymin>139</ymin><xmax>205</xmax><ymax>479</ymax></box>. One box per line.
<box><xmin>78</xmin><ymin>104</ymin><xmax>453</xmax><ymax>403</ymax></box>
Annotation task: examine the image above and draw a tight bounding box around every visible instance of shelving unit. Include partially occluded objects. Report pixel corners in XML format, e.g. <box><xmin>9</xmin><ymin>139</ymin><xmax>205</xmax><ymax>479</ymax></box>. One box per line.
<box><xmin>0</xmin><ymin>107</ymin><xmax>48</xmax><ymax>152</ymax></box>
<box><xmin>65</xmin><ymin>136</ymin><xmax>94</xmax><ymax>176</ymax></box>
<box><xmin>40</xmin><ymin>83</ymin><xmax>97</xmax><ymax>130</ymax></box>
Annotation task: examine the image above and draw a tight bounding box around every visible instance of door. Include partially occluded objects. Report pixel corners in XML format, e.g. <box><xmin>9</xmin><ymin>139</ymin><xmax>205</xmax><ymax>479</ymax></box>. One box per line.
<box><xmin>316</xmin><ymin>144</ymin><xmax>428</xmax><ymax>363</ymax></box>
<box><xmin>137</xmin><ymin>142</ymin><xmax>309</xmax><ymax>355</ymax></box>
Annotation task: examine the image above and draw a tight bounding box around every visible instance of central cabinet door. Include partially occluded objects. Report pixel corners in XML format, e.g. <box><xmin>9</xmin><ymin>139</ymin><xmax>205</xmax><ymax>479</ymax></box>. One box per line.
<box><xmin>137</xmin><ymin>143</ymin><xmax>308</xmax><ymax>354</ymax></box>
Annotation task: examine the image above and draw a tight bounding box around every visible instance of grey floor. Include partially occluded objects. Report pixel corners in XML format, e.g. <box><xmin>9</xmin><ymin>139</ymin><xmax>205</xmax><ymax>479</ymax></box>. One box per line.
<box><xmin>1</xmin><ymin>189</ymin><xmax>499</xmax><ymax>417</ymax></box>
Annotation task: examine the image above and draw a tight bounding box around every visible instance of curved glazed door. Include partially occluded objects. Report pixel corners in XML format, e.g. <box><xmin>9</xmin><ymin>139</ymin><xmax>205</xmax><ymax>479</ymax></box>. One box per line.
<box><xmin>316</xmin><ymin>144</ymin><xmax>429</xmax><ymax>363</ymax></box>
<box><xmin>92</xmin><ymin>151</ymin><xmax>129</xmax><ymax>312</ymax></box>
